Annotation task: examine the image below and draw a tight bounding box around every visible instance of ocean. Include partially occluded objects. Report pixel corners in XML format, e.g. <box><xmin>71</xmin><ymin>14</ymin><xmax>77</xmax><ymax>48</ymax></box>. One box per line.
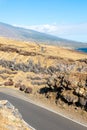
<box><xmin>76</xmin><ymin>48</ymin><xmax>87</xmax><ymax>53</ymax></box>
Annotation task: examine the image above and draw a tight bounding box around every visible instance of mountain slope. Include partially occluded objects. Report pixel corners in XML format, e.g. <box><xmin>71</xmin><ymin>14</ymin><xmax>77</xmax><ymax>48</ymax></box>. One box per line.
<box><xmin>0</xmin><ymin>37</ymin><xmax>87</xmax><ymax>123</ymax></box>
<box><xmin>0</xmin><ymin>22</ymin><xmax>86</xmax><ymax>48</ymax></box>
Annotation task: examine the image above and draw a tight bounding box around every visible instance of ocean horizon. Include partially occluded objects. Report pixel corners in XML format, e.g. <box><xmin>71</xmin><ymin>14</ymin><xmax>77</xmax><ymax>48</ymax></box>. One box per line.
<box><xmin>76</xmin><ymin>48</ymin><xmax>87</xmax><ymax>53</ymax></box>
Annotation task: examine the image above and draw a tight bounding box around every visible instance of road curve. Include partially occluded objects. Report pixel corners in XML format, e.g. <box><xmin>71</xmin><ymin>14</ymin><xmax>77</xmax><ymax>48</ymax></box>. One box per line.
<box><xmin>0</xmin><ymin>89</ymin><xmax>87</xmax><ymax>130</ymax></box>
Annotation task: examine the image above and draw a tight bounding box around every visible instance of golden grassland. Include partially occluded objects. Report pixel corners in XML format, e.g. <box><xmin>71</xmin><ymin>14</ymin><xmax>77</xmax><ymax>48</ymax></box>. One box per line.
<box><xmin>0</xmin><ymin>37</ymin><xmax>87</xmax><ymax>126</ymax></box>
<box><xmin>0</xmin><ymin>37</ymin><xmax>87</xmax><ymax>62</ymax></box>
<box><xmin>0</xmin><ymin>37</ymin><xmax>86</xmax><ymax>71</ymax></box>
<box><xmin>0</xmin><ymin>36</ymin><xmax>86</xmax><ymax>89</ymax></box>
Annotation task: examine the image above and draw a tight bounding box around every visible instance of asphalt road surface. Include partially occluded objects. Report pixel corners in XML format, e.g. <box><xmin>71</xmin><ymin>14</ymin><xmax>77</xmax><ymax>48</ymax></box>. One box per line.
<box><xmin>0</xmin><ymin>91</ymin><xmax>87</xmax><ymax>130</ymax></box>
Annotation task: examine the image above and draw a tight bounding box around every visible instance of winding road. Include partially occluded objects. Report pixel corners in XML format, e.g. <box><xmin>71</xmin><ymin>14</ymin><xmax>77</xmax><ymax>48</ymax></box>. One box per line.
<box><xmin>0</xmin><ymin>88</ymin><xmax>87</xmax><ymax>130</ymax></box>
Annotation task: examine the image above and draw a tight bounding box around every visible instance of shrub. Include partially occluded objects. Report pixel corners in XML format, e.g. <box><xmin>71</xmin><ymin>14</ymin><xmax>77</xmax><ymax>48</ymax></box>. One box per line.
<box><xmin>25</xmin><ymin>87</ymin><xmax>32</xmax><ymax>94</ymax></box>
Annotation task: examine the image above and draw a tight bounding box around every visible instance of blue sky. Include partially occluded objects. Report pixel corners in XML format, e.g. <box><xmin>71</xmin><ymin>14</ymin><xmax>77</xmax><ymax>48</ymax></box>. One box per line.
<box><xmin>0</xmin><ymin>0</ymin><xmax>87</xmax><ymax>42</ymax></box>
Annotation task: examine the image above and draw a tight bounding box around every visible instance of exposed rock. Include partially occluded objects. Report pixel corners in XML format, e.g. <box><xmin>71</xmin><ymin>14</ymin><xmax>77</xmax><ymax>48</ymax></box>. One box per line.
<box><xmin>40</xmin><ymin>72</ymin><xmax>87</xmax><ymax>110</ymax></box>
<box><xmin>19</xmin><ymin>85</ymin><xmax>26</xmax><ymax>91</ymax></box>
<box><xmin>47</xmin><ymin>77</ymin><xmax>56</xmax><ymax>89</ymax></box>
<box><xmin>0</xmin><ymin>56</ymin><xmax>87</xmax><ymax>75</ymax></box>
<box><xmin>75</xmin><ymin>87</ymin><xmax>86</xmax><ymax>97</ymax></box>
<box><xmin>4</xmin><ymin>79</ymin><xmax>14</xmax><ymax>86</ymax></box>
<box><xmin>0</xmin><ymin>42</ymin><xmax>87</xmax><ymax>112</ymax></box>
<box><xmin>78</xmin><ymin>97</ymin><xmax>87</xmax><ymax>108</ymax></box>
<box><xmin>0</xmin><ymin>100</ymin><xmax>33</xmax><ymax>130</ymax></box>
<box><xmin>61</xmin><ymin>90</ymin><xmax>78</xmax><ymax>104</ymax></box>
<box><xmin>0</xmin><ymin>59</ymin><xmax>46</xmax><ymax>73</ymax></box>
<box><xmin>25</xmin><ymin>87</ymin><xmax>32</xmax><ymax>94</ymax></box>
<box><xmin>47</xmin><ymin>66</ymin><xmax>58</xmax><ymax>74</ymax></box>
<box><xmin>0</xmin><ymin>100</ymin><xmax>22</xmax><ymax>119</ymax></box>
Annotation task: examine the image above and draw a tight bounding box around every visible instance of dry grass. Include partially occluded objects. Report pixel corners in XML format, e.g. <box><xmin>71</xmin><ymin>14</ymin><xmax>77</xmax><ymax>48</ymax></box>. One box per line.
<box><xmin>0</xmin><ymin>37</ymin><xmax>87</xmax><ymax>127</ymax></box>
<box><xmin>0</xmin><ymin>108</ymin><xmax>31</xmax><ymax>130</ymax></box>
<box><xmin>0</xmin><ymin>37</ymin><xmax>87</xmax><ymax>62</ymax></box>
<box><xmin>0</xmin><ymin>36</ymin><xmax>87</xmax><ymax>89</ymax></box>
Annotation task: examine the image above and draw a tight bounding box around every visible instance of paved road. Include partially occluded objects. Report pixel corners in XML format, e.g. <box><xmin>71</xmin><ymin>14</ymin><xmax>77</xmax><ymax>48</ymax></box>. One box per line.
<box><xmin>0</xmin><ymin>90</ymin><xmax>87</xmax><ymax>130</ymax></box>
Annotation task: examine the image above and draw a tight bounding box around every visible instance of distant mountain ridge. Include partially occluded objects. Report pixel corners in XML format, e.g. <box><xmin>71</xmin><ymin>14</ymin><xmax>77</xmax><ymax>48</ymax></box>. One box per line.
<box><xmin>0</xmin><ymin>22</ymin><xmax>86</xmax><ymax>48</ymax></box>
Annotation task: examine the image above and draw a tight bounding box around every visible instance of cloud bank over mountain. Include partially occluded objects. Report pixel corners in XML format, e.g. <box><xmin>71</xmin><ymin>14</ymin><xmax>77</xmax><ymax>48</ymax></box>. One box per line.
<box><xmin>14</xmin><ymin>23</ymin><xmax>87</xmax><ymax>42</ymax></box>
<box><xmin>0</xmin><ymin>22</ymin><xmax>87</xmax><ymax>49</ymax></box>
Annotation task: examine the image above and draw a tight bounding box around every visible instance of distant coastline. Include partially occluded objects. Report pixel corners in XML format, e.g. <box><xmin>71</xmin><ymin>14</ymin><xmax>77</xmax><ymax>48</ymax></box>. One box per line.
<box><xmin>76</xmin><ymin>48</ymin><xmax>87</xmax><ymax>53</ymax></box>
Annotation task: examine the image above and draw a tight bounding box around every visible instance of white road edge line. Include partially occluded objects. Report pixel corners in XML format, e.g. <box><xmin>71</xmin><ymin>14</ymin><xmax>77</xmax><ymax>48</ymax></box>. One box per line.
<box><xmin>0</xmin><ymin>91</ymin><xmax>87</xmax><ymax>128</ymax></box>
<box><xmin>23</xmin><ymin>120</ymin><xmax>36</xmax><ymax>130</ymax></box>
<box><xmin>0</xmin><ymin>92</ymin><xmax>37</xmax><ymax>130</ymax></box>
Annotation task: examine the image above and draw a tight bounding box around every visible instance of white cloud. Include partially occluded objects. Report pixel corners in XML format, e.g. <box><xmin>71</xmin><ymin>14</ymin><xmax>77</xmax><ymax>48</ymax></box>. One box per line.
<box><xmin>13</xmin><ymin>23</ymin><xmax>87</xmax><ymax>42</ymax></box>
<box><xmin>14</xmin><ymin>24</ymin><xmax>58</xmax><ymax>34</ymax></box>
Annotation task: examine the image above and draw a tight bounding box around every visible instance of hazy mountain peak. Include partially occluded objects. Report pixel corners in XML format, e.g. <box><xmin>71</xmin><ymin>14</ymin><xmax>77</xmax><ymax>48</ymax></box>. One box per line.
<box><xmin>0</xmin><ymin>22</ymin><xmax>86</xmax><ymax>48</ymax></box>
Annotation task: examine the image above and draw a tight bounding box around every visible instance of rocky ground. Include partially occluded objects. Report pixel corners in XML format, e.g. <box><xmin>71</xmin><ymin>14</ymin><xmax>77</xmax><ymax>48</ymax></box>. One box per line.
<box><xmin>0</xmin><ymin>37</ymin><xmax>87</xmax><ymax>125</ymax></box>
<box><xmin>40</xmin><ymin>71</ymin><xmax>87</xmax><ymax>110</ymax></box>
<box><xmin>0</xmin><ymin>100</ymin><xmax>33</xmax><ymax>130</ymax></box>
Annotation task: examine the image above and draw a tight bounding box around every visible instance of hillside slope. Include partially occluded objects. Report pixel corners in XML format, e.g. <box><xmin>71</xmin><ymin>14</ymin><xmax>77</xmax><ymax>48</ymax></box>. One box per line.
<box><xmin>0</xmin><ymin>37</ymin><xmax>87</xmax><ymax>124</ymax></box>
<box><xmin>0</xmin><ymin>22</ymin><xmax>86</xmax><ymax>48</ymax></box>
